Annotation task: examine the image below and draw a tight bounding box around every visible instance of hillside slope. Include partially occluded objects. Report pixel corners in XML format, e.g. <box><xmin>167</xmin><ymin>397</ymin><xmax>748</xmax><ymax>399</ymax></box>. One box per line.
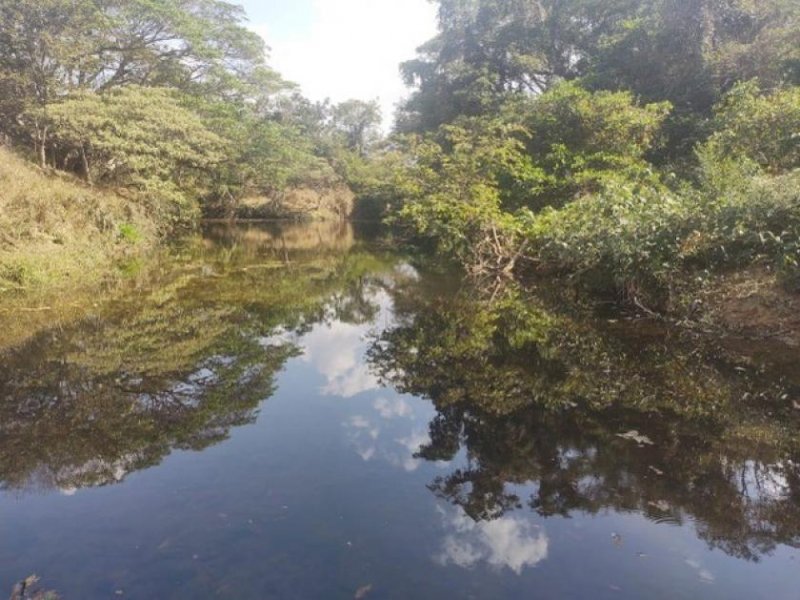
<box><xmin>0</xmin><ymin>146</ymin><xmax>157</xmax><ymax>293</ymax></box>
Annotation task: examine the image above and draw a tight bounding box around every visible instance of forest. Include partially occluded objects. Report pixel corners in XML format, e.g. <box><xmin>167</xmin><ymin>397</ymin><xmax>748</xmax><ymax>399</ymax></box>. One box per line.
<box><xmin>1</xmin><ymin>0</ymin><xmax>799</xmax><ymax>317</ymax></box>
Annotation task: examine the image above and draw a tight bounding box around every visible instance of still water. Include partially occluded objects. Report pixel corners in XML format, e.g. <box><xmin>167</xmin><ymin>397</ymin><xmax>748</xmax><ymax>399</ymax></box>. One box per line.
<box><xmin>1</xmin><ymin>222</ymin><xmax>799</xmax><ymax>599</ymax></box>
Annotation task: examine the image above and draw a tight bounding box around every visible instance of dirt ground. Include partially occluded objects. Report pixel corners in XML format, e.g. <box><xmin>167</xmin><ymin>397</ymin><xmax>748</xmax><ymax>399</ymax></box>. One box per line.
<box><xmin>701</xmin><ymin>267</ymin><xmax>800</xmax><ymax>347</ymax></box>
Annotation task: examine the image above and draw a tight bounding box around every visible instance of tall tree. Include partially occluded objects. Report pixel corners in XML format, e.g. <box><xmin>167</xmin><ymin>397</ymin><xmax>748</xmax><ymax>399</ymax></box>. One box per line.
<box><xmin>397</xmin><ymin>0</ymin><xmax>639</xmax><ymax>132</ymax></box>
<box><xmin>0</xmin><ymin>0</ymin><xmax>281</xmax><ymax>158</ymax></box>
<box><xmin>398</xmin><ymin>0</ymin><xmax>800</xmax><ymax>141</ymax></box>
<box><xmin>330</xmin><ymin>100</ymin><xmax>382</xmax><ymax>156</ymax></box>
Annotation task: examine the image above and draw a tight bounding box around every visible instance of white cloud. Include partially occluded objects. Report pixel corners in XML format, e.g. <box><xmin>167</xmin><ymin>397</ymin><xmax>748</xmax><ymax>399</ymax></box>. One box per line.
<box><xmin>348</xmin><ymin>415</ymin><xmax>371</xmax><ymax>429</ymax></box>
<box><xmin>392</xmin><ymin>430</ymin><xmax>430</xmax><ymax>472</ymax></box>
<box><xmin>252</xmin><ymin>0</ymin><xmax>438</xmax><ymax>128</ymax></box>
<box><xmin>374</xmin><ymin>396</ymin><xmax>413</xmax><ymax>420</ymax></box>
<box><xmin>301</xmin><ymin>321</ymin><xmax>380</xmax><ymax>398</ymax></box>
<box><xmin>436</xmin><ymin>508</ymin><xmax>549</xmax><ymax>575</ymax></box>
<box><xmin>685</xmin><ymin>559</ymin><xmax>715</xmax><ymax>584</ymax></box>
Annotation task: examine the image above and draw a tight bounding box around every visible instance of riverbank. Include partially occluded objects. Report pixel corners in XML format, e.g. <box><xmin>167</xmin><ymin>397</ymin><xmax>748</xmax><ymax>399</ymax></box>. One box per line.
<box><xmin>0</xmin><ymin>147</ymin><xmax>159</xmax><ymax>295</ymax></box>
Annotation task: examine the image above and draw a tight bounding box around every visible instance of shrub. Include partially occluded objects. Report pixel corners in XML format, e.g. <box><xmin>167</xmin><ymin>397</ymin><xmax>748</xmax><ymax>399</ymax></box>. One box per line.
<box><xmin>699</xmin><ymin>81</ymin><xmax>800</xmax><ymax>177</ymax></box>
<box><xmin>524</xmin><ymin>180</ymin><xmax>690</xmax><ymax>301</ymax></box>
<box><xmin>43</xmin><ymin>86</ymin><xmax>228</xmax><ymax>226</ymax></box>
<box><xmin>503</xmin><ymin>82</ymin><xmax>672</xmax><ymax>210</ymax></box>
<box><xmin>395</xmin><ymin>118</ymin><xmax>533</xmax><ymax>273</ymax></box>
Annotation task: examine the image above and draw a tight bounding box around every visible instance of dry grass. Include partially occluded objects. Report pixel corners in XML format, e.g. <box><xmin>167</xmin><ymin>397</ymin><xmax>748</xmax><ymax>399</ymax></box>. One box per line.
<box><xmin>0</xmin><ymin>146</ymin><xmax>157</xmax><ymax>293</ymax></box>
<box><xmin>237</xmin><ymin>184</ymin><xmax>355</xmax><ymax>221</ymax></box>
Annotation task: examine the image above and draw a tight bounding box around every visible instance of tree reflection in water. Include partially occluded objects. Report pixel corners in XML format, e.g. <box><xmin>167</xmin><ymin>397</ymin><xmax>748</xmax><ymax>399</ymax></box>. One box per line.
<box><xmin>368</xmin><ymin>279</ymin><xmax>800</xmax><ymax>562</ymax></box>
<box><xmin>0</xmin><ymin>222</ymin><xmax>395</xmax><ymax>495</ymax></box>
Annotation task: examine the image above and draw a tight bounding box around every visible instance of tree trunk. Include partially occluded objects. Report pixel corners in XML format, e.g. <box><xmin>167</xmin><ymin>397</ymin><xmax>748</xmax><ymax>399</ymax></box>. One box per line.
<box><xmin>37</xmin><ymin>125</ymin><xmax>48</xmax><ymax>168</ymax></box>
<box><xmin>80</xmin><ymin>143</ymin><xmax>92</xmax><ymax>185</ymax></box>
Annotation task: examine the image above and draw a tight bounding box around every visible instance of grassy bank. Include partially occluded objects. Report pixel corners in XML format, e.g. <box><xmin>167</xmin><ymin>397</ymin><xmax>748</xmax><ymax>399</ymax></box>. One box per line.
<box><xmin>0</xmin><ymin>146</ymin><xmax>158</xmax><ymax>294</ymax></box>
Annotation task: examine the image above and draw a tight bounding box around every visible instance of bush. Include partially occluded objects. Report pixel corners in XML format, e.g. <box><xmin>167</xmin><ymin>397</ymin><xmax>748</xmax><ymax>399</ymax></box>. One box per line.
<box><xmin>684</xmin><ymin>171</ymin><xmax>800</xmax><ymax>281</ymax></box>
<box><xmin>395</xmin><ymin>118</ymin><xmax>532</xmax><ymax>273</ymax></box>
<box><xmin>525</xmin><ymin>168</ymin><xmax>800</xmax><ymax>301</ymax></box>
<box><xmin>503</xmin><ymin>82</ymin><xmax>671</xmax><ymax>210</ymax></box>
<box><xmin>524</xmin><ymin>180</ymin><xmax>690</xmax><ymax>301</ymax></box>
<box><xmin>43</xmin><ymin>86</ymin><xmax>227</xmax><ymax>227</ymax></box>
<box><xmin>699</xmin><ymin>81</ymin><xmax>800</xmax><ymax>177</ymax></box>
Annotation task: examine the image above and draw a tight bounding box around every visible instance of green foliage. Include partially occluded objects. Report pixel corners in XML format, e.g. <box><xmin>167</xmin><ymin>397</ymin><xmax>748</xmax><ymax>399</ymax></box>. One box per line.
<box><xmin>400</xmin><ymin>0</ymin><xmax>800</xmax><ymax>162</ymax></box>
<box><xmin>397</xmin><ymin>0</ymin><xmax>641</xmax><ymax>132</ymax></box>
<box><xmin>0</xmin><ymin>0</ymin><xmax>277</xmax><ymax>109</ymax></box>
<box><xmin>0</xmin><ymin>0</ymin><xmax>364</xmax><ymax>230</ymax></box>
<box><xmin>330</xmin><ymin>99</ymin><xmax>382</xmax><ymax>156</ymax></box>
<box><xmin>681</xmin><ymin>169</ymin><xmax>800</xmax><ymax>284</ymax></box>
<box><xmin>393</xmin><ymin>0</ymin><xmax>800</xmax><ymax>304</ymax></box>
<box><xmin>525</xmin><ymin>180</ymin><xmax>690</xmax><ymax>301</ymax></box>
<box><xmin>525</xmin><ymin>167</ymin><xmax>800</xmax><ymax>301</ymax></box>
<box><xmin>395</xmin><ymin>118</ymin><xmax>532</xmax><ymax>271</ymax></box>
<box><xmin>503</xmin><ymin>82</ymin><xmax>671</xmax><ymax>209</ymax></box>
<box><xmin>332</xmin><ymin>143</ymin><xmax>408</xmax><ymax>221</ymax></box>
<box><xmin>393</xmin><ymin>83</ymin><xmax>672</xmax><ymax>276</ymax></box>
<box><xmin>394</xmin><ymin>79</ymin><xmax>800</xmax><ymax>302</ymax></box>
<box><xmin>699</xmin><ymin>81</ymin><xmax>800</xmax><ymax>176</ymax></box>
<box><xmin>193</xmin><ymin>96</ymin><xmax>339</xmax><ymax>215</ymax></box>
<box><xmin>44</xmin><ymin>87</ymin><xmax>227</xmax><ymax>225</ymax></box>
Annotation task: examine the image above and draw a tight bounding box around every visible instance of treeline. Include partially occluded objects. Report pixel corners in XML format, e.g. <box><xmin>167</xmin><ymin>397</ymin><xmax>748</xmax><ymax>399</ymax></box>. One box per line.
<box><xmin>377</xmin><ymin>0</ymin><xmax>800</xmax><ymax>307</ymax></box>
<box><xmin>0</xmin><ymin>0</ymin><xmax>382</xmax><ymax>227</ymax></box>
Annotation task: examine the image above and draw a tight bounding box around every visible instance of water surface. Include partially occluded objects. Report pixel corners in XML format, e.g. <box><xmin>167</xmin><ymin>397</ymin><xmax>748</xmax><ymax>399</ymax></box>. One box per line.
<box><xmin>1</xmin><ymin>222</ymin><xmax>799</xmax><ymax>599</ymax></box>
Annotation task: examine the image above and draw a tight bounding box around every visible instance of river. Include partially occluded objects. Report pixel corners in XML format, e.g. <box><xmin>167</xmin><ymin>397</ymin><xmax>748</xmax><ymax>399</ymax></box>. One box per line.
<box><xmin>0</xmin><ymin>222</ymin><xmax>798</xmax><ymax>599</ymax></box>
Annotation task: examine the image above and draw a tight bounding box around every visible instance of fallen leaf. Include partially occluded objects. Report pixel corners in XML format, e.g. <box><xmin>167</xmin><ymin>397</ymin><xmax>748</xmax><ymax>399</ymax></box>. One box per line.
<box><xmin>617</xmin><ymin>430</ymin><xmax>654</xmax><ymax>446</ymax></box>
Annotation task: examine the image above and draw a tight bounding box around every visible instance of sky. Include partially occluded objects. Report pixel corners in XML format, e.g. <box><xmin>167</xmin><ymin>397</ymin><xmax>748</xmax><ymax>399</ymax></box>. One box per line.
<box><xmin>240</xmin><ymin>0</ymin><xmax>439</xmax><ymax>128</ymax></box>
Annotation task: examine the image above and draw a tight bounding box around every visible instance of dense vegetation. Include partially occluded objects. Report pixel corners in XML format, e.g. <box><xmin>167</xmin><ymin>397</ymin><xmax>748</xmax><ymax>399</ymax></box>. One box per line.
<box><xmin>383</xmin><ymin>0</ymin><xmax>800</xmax><ymax>310</ymax></box>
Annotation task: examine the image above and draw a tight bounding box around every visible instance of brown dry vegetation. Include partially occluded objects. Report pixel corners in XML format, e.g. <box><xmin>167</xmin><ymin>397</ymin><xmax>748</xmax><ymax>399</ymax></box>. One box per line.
<box><xmin>0</xmin><ymin>146</ymin><xmax>157</xmax><ymax>293</ymax></box>
<box><xmin>700</xmin><ymin>266</ymin><xmax>800</xmax><ymax>348</ymax></box>
<box><xmin>234</xmin><ymin>185</ymin><xmax>355</xmax><ymax>221</ymax></box>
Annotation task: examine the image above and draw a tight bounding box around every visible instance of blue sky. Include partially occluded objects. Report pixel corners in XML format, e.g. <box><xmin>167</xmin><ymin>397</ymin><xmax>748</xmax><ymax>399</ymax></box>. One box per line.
<box><xmin>239</xmin><ymin>0</ymin><xmax>438</xmax><ymax>127</ymax></box>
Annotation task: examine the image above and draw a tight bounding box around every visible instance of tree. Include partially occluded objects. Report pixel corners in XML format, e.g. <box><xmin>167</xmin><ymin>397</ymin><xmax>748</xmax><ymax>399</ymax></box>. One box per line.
<box><xmin>397</xmin><ymin>0</ymin><xmax>641</xmax><ymax>132</ymax></box>
<box><xmin>0</xmin><ymin>0</ymin><xmax>281</xmax><ymax>159</ymax></box>
<box><xmin>504</xmin><ymin>82</ymin><xmax>671</xmax><ymax>209</ymax></box>
<box><xmin>0</xmin><ymin>0</ymin><xmax>103</xmax><ymax>163</ymax></box>
<box><xmin>44</xmin><ymin>86</ymin><xmax>227</xmax><ymax>224</ymax></box>
<box><xmin>699</xmin><ymin>81</ymin><xmax>800</xmax><ymax>175</ymax></box>
<box><xmin>398</xmin><ymin>0</ymin><xmax>800</xmax><ymax>150</ymax></box>
<box><xmin>330</xmin><ymin>100</ymin><xmax>382</xmax><ymax>156</ymax></box>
